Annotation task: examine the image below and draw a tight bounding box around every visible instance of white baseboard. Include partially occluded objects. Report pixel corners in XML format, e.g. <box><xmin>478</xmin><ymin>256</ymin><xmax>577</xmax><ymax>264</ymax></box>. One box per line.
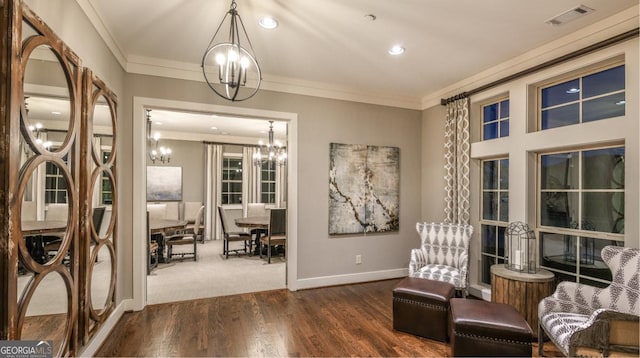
<box><xmin>294</xmin><ymin>268</ymin><xmax>408</xmax><ymax>291</ymax></box>
<box><xmin>78</xmin><ymin>298</ymin><xmax>132</xmax><ymax>356</ymax></box>
<box><xmin>468</xmin><ymin>284</ymin><xmax>491</xmax><ymax>301</ymax></box>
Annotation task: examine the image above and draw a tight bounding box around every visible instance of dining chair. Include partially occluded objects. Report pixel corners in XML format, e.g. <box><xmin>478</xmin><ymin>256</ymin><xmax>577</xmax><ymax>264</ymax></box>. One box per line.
<box><xmin>260</xmin><ymin>208</ymin><xmax>286</xmax><ymax>264</ymax></box>
<box><xmin>247</xmin><ymin>203</ymin><xmax>267</xmax><ymax>217</ymax></box>
<box><xmin>184</xmin><ymin>205</ymin><xmax>205</xmax><ymax>243</ymax></box>
<box><xmin>183</xmin><ymin>201</ymin><xmax>202</xmax><ymax>224</ymax></box>
<box><xmin>218</xmin><ymin>206</ymin><xmax>252</xmax><ymax>259</ymax></box>
<box><xmin>45</xmin><ymin>203</ymin><xmax>68</xmax><ymax>221</ymax></box>
<box><xmin>164</xmin><ymin>206</ymin><xmax>203</xmax><ymax>263</ymax></box>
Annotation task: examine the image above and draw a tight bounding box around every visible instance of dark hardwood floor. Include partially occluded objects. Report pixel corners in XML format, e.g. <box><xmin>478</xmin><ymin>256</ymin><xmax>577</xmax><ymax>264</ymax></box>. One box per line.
<box><xmin>97</xmin><ymin>279</ymin><xmax>563</xmax><ymax>357</ymax></box>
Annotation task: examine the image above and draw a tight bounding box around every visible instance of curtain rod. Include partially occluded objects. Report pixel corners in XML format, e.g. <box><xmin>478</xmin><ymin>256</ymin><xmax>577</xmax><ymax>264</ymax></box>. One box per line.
<box><xmin>202</xmin><ymin>140</ymin><xmax>287</xmax><ymax>150</ymax></box>
<box><xmin>202</xmin><ymin>140</ymin><xmax>261</xmax><ymax>148</ymax></box>
<box><xmin>440</xmin><ymin>27</ymin><xmax>639</xmax><ymax>106</ymax></box>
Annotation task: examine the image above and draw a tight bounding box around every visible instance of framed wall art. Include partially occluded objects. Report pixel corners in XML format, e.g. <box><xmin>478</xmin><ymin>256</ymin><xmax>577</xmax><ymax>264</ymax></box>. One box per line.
<box><xmin>329</xmin><ymin>143</ymin><xmax>399</xmax><ymax>235</ymax></box>
<box><xmin>146</xmin><ymin>166</ymin><xmax>183</xmax><ymax>201</ymax></box>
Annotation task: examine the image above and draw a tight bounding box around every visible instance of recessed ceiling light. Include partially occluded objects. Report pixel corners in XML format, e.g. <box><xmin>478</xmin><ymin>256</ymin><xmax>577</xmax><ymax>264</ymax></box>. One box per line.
<box><xmin>388</xmin><ymin>45</ymin><xmax>405</xmax><ymax>56</ymax></box>
<box><xmin>364</xmin><ymin>14</ymin><xmax>377</xmax><ymax>21</ymax></box>
<box><xmin>51</xmin><ymin>111</ymin><xmax>61</xmax><ymax>115</ymax></box>
<box><xmin>259</xmin><ymin>16</ymin><xmax>278</xmax><ymax>29</ymax></box>
<box><xmin>565</xmin><ymin>88</ymin><xmax>580</xmax><ymax>94</ymax></box>
<box><xmin>155</xmin><ymin>122</ymin><xmax>163</xmax><ymax>125</ymax></box>
<box><xmin>211</xmin><ymin>126</ymin><xmax>218</xmax><ymax>130</ymax></box>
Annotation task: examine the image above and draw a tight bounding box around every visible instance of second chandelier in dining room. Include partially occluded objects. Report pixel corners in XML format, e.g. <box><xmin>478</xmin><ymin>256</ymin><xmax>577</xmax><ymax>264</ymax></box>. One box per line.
<box><xmin>202</xmin><ymin>0</ymin><xmax>261</xmax><ymax>102</ymax></box>
<box><xmin>253</xmin><ymin>120</ymin><xmax>286</xmax><ymax>167</ymax></box>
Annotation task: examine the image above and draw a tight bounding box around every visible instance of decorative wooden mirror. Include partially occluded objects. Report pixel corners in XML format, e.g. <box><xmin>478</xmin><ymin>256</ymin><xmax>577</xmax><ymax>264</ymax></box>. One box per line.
<box><xmin>1</xmin><ymin>1</ymin><xmax>118</xmax><ymax>355</ymax></box>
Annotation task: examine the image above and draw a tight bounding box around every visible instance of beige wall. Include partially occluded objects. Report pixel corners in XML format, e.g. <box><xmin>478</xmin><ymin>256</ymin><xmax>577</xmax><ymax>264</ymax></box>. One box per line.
<box><xmin>420</xmin><ymin>105</ymin><xmax>447</xmax><ymax>223</ymax></box>
<box><xmin>124</xmin><ymin>74</ymin><xmax>423</xmax><ymax>281</ymax></box>
<box><xmin>147</xmin><ymin>139</ymin><xmax>206</xmax><ymax>203</ymax></box>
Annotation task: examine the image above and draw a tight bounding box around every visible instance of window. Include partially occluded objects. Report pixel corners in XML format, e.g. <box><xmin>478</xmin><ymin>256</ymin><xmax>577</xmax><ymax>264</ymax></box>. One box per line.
<box><xmin>482</xmin><ymin>99</ymin><xmax>509</xmax><ymax>140</ymax></box>
<box><xmin>222</xmin><ymin>157</ymin><xmax>243</xmax><ymax>204</ymax></box>
<box><xmin>480</xmin><ymin>158</ymin><xmax>509</xmax><ymax>284</ymax></box>
<box><xmin>44</xmin><ymin>153</ymin><xmax>68</xmax><ymax>204</ymax></box>
<box><xmin>540</xmin><ymin>65</ymin><xmax>625</xmax><ymax>130</ymax></box>
<box><xmin>261</xmin><ymin>160</ymin><xmax>276</xmax><ymax>204</ymax></box>
<box><xmin>538</xmin><ymin>146</ymin><xmax>624</xmax><ymax>287</ymax></box>
<box><xmin>101</xmin><ymin>151</ymin><xmax>112</xmax><ymax>205</ymax></box>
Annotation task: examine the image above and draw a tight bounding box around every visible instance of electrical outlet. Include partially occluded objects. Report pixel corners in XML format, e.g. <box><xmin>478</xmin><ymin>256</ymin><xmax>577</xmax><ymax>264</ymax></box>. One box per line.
<box><xmin>355</xmin><ymin>254</ymin><xmax>362</xmax><ymax>264</ymax></box>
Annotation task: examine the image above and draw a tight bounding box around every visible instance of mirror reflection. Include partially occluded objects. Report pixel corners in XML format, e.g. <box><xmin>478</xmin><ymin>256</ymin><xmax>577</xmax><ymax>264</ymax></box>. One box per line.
<box><xmin>92</xmin><ymin>94</ymin><xmax>114</xmax><ymax>165</ymax></box>
<box><xmin>90</xmin><ymin>243</ymin><xmax>113</xmax><ymax>313</ymax></box>
<box><xmin>23</xmin><ymin>45</ymin><xmax>72</xmax><ymax>154</ymax></box>
<box><xmin>91</xmin><ymin>171</ymin><xmax>112</xmax><ymax>240</ymax></box>
<box><xmin>18</xmin><ymin>271</ymin><xmax>69</xmax><ymax>356</ymax></box>
<box><xmin>20</xmin><ymin>160</ymin><xmax>70</xmax><ymax>266</ymax></box>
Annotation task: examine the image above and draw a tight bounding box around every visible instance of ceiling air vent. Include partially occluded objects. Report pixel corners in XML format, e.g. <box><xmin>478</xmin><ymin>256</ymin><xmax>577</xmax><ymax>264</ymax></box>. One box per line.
<box><xmin>545</xmin><ymin>5</ymin><xmax>594</xmax><ymax>26</ymax></box>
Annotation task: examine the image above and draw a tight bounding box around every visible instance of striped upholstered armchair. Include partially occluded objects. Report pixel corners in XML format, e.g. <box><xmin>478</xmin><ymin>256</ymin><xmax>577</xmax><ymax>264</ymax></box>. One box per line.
<box><xmin>409</xmin><ymin>222</ymin><xmax>473</xmax><ymax>296</ymax></box>
<box><xmin>538</xmin><ymin>245</ymin><xmax>640</xmax><ymax>357</ymax></box>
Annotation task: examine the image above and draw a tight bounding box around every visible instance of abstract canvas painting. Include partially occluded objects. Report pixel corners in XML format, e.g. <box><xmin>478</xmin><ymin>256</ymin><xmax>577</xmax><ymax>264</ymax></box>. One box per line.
<box><xmin>147</xmin><ymin>166</ymin><xmax>182</xmax><ymax>201</ymax></box>
<box><xmin>329</xmin><ymin>143</ymin><xmax>399</xmax><ymax>235</ymax></box>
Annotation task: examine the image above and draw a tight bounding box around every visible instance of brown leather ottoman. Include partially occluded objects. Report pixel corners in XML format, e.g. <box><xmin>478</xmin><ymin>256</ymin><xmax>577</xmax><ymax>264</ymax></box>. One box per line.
<box><xmin>392</xmin><ymin>277</ymin><xmax>455</xmax><ymax>342</ymax></box>
<box><xmin>449</xmin><ymin>298</ymin><xmax>533</xmax><ymax>357</ymax></box>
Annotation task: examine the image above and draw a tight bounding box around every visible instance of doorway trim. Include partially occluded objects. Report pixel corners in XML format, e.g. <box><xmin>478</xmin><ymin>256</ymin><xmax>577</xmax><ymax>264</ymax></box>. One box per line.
<box><xmin>132</xmin><ymin>96</ymin><xmax>298</xmax><ymax>310</ymax></box>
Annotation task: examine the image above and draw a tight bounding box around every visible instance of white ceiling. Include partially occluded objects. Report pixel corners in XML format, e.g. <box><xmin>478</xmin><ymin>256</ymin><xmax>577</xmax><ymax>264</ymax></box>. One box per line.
<box><xmin>59</xmin><ymin>0</ymin><xmax>637</xmax><ymax>141</ymax></box>
<box><xmin>84</xmin><ymin>0</ymin><xmax>637</xmax><ymax>102</ymax></box>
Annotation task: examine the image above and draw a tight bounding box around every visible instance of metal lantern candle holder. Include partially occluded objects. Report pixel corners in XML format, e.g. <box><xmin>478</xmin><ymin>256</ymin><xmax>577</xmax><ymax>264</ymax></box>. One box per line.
<box><xmin>505</xmin><ymin>221</ymin><xmax>537</xmax><ymax>273</ymax></box>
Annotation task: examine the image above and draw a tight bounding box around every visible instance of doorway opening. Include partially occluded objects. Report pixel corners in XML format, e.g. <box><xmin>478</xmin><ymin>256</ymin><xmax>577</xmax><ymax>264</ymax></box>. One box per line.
<box><xmin>132</xmin><ymin>97</ymin><xmax>298</xmax><ymax>310</ymax></box>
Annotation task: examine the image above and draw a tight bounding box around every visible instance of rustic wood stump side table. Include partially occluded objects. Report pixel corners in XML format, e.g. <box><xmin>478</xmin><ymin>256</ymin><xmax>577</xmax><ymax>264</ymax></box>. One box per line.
<box><xmin>490</xmin><ymin>264</ymin><xmax>555</xmax><ymax>338</ymax></box>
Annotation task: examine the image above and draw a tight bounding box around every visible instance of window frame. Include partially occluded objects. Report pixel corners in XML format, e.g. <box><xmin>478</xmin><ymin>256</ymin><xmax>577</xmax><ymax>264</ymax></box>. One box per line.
<box><xmin>536</xmin><ymin>144</ymin><xmax>625</xmax><ymax>286</ymax></box>
<box><xmin>479</xmin><ymin>157</ymin><xmax>509</xmax><ymax>285</ymax></box>
<box><xmin>260</xmin><ymin>159</ymin><xmax>276</xmax><ymax>204</ymax></box>
<box><xmin>481</xmin><ymin>98</ymin><xmax>510</xmax><ymax>141</ymax></box>
<box><xmin>221</xmin><ymin>154</ymin><xmax>243</xmax><ymax>205</ymax></box>
<box><xmin>536</xmin><ymin>61</ymin><xmax>625</xmax><ymax>131</ymax></box>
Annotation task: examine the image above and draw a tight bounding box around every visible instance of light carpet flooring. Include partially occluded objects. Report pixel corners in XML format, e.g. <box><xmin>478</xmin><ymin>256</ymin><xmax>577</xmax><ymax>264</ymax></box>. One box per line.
<box><xmin>147</xmin><ymin>239</ymin><xmax>286</xmax><ymax>305</ymax></box>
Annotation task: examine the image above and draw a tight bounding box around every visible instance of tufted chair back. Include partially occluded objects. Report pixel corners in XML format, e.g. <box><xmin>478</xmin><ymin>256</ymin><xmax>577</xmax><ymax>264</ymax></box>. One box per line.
<box><xmin>538</xmin><ymin>245</ymin><xmax>640</xmax><ymax>357</ymax></box>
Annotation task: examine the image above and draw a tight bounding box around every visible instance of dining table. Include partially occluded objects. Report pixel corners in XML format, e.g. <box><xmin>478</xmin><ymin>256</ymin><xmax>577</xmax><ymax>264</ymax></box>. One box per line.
<box><xmin>235</xmin><ymin>216</ymin><xmax>269</xmax><ymax>255</ymax></box>
<box><xmin>149</xmin><ymin>219</ymin><xmax>187</xmax><ymax>262</ymax></box>
<box><xmin>21</xmin><ymin>220</ymin><xmax>67</xmax><ymax>264</ymax></box>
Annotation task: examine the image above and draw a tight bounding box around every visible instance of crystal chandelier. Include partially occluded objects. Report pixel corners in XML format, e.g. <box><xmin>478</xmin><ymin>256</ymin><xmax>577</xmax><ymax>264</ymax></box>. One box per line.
<box><xmin>24</xmin><ymin>122</ymin><xmax>52</xmax><ymax>156</ymax></box>
<box><xmin>146</xmin><ymin>109</ymin><xmax>172</xmax><ymax>164</ymax></box>
<box><xmin>202</xmin><ymin>0</ymin><xmax>261</xmax><ymax>101</ymax></box>
<box><xmin>253</xmin><ymin>121</ymin><xmax>286</xmax><ymax>167</ymax></box>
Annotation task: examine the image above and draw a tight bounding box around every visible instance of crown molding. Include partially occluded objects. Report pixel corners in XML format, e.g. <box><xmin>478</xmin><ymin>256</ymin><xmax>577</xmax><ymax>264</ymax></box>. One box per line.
<box><xmin>75</xmin><ymin>0</ymin><xmax>128</xmax><ymax>70</ymax></box>
<box><xmin>421</xmin><ymin>5</ymin><xmax>639</xmax><ymax>109</ymax></box>
<box><xmin>78</xmin><ymin>1</ymin><xmax>636</xmax><ymax>111</ymax></box>
<box><xmin>126</xmin><ymin>54</ymin><xmax>423</xmax><ymax>109</ymax></box>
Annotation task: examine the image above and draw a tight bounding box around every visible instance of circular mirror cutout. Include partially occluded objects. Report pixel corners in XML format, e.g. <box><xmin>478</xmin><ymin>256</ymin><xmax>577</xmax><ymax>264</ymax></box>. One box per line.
<box><xmin>92</xmin><ymin>94</ymin><xmax>115</xmax><ymax>165</ymax></box>
<box><xmin>19</xmin><ymin>270</ymin><xmax>70</xmax><ymax>356</ymax></box>
<box><xmin>22</xmin><ymin>44</ymin><xmax>73</xmax><ymax>155</ymax></box>
<box><xmin>89</xmin><ymin>243</ymin><xmax>114</xmax><ymax>314</ymax></box>
<box><xmin>90</xmin><ymin>169</ymin><xmax>115</xmax><ymax>240</ymax></box>
<box><xmin>20</xmin><ymin>160</ymin><xmax>71</xmax><ymax>266</ymax></box>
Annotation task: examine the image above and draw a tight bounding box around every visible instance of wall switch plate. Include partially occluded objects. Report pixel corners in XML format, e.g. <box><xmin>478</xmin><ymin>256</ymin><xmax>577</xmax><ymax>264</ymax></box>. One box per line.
<box><xmin>355</xmin><ymin>254</ymin><xmax>362</xmax><ymax>264</ymax></box>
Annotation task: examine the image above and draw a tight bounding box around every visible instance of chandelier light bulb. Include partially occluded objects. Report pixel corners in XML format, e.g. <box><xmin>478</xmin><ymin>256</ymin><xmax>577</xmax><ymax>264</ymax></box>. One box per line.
<box><xmin>153</xmin><ymin>132</ymin><xmax>160</xmax><ymax>141</ymax></box>
<box><xmin>28</xmin><ymin>125</ymin><xmax>35</xmax><ymax>131</ymax></box>
<box><xmin>35</xmin><ymin>138</ymin><xmax>42</xmax><ymax>145</ymax></box>
<box><xmin>240</xmin><ymin>56</ymin><xmax>250</xmax><ymax>68</ymax></box>
<box><xmin>35</xmin><ymin>122</ymin><xmax>43</xmax><ymax>130</ymax></box>
<box><xmin>215</xmin><ymin>53</ymin><xmax>226</xmax><ymax>66</ymax></box>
